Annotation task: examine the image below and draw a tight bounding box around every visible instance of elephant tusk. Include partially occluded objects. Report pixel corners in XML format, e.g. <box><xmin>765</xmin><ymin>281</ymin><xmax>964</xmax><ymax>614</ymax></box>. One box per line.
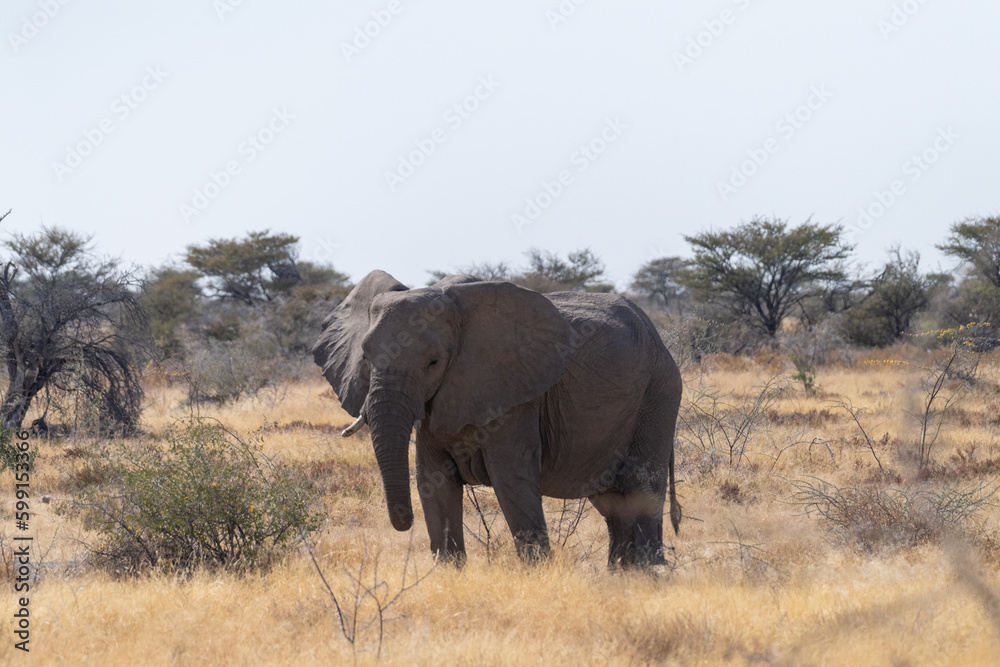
<box><xmin>341</xmin><ymin>414</ymin><xmax>367</xmax><ymax>437</ymax></box>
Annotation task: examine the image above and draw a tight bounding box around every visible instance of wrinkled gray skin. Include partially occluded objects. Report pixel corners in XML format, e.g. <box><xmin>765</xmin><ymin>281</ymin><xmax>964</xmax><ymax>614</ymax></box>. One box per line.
<box><xmin>313</xmin><ymin>270</ymin><xmax>682</xmax><ymax>567</ymax></box>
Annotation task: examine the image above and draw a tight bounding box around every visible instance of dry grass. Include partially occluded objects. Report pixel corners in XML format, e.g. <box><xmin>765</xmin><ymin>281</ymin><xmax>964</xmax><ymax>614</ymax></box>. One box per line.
<box><xmin>3</xmin><ymin>349</ymin><xmax>1000</xmax><ymax>665</ymax></box>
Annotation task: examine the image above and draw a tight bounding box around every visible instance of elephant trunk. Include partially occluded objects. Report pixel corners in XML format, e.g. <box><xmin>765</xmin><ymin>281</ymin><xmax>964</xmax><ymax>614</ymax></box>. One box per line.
<box><xmin>365</xmin><ymin>387</ymin><xmax>416</xmax><ymax>532</ymax></box>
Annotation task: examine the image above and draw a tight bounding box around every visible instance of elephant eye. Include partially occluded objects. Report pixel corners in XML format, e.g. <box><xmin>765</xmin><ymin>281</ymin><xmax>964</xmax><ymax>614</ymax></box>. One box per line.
<box><xmin>428</xmin><ymin>359</ymin><xmax>439</xmax><ymax>368</ymax></box>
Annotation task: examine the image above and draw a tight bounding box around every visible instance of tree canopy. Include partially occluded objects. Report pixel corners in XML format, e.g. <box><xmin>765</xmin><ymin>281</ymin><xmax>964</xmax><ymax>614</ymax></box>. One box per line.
<box><xmin>683</xmin><ymin>217</ymin><xmax>853</xmax><ymax>336</ymax></box>
<box><xmin>140</xmin><ymin>265</ymin><xmax>202</xmax><ymax>356</ymax></box>
<box><xmin>428</xmin><ymin>248</ymin><xmax>612</xmax><ymax>293</ymax></box>
<box><xmin>630</xmin><ymin>256</ymin><xmax>692</xmax><ymax>312</ymax></box>
<box><xmin>521</xmin><ymin>248</ymin><xmax>611</xmax><ymax>292</ymax></box>
<box><xmin>185</xmin><ymin>230</ymin><xmax>302</xmax><ymax>305</ymax></box>
<box><xmin>937</xmin><ymin>216</ymin><xmax>1000</xmax><ymax>288</ymax></box>
<box><xmin>841</xmin><ymin>247</ymin><xmax>932</xmax><ymax>347</ymax></box>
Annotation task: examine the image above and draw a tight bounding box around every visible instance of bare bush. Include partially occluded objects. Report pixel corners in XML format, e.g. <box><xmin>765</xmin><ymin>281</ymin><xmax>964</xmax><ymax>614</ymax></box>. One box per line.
<box><xmin>791</xmin><ymin>477</ymin><xmax>998</xmax><ymax>552</ymax></box>
<box><xmin>464</xmin><ymin>486</ymin><xmax>507</xmax><ymax>561</ymax></box>
<box><xmin>833</xmin><ymin>397</ymin><xmax>885</xmax><ymax>472</ymax></box>
<box><xmin>781</xmin><ymin>316</ymin><xmax>847</xmax><ymax>368</ymax></box>
<box><xmin>181</xmin><ymin>316</ymin><xmax>294</xmax><ymax>406</ymax></box>
<box><xmin>303</xmin><ymin>534</ymin><xmax>435</xmax><ymax>659</ymax></box>
<box><xmin>548</xmin><ymin>498</ymin><xmax>590</xmax><ymax>549</ymax></box>
<box><xmin>912</xmin><ymin>340</ymin><xmax>980</xmax><ymax>468</ymax></box>
<box><xmin>655</xmin><ymin>315</ymin><xmax>730</xmax><ymax>371</ymax></box>
<box><xmin>714</xmin><ymin>523</ymin><xmax>778</xmax><ymax>583</ymax></box>
<box><xmin>678</xmin><ymin>373</ymin><xmax>786</xmax><ymax>470</ymax></box>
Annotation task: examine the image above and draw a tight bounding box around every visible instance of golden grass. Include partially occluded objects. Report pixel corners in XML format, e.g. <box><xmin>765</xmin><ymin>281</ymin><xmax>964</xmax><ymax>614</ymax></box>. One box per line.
<box><xmin>3</xmin><ymin>351</ymin><xmax>1000</xmax><ymax>665</ymax></box>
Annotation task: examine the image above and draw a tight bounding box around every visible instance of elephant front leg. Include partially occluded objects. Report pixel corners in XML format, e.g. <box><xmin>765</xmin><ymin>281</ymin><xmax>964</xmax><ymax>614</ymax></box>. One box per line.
<box><xmin>415</xmin><ymin>445</ymin><xmax>466</xmax><ymax>564</ymax></box>
<box><xmin>484</xmin><ymin>447</ymin><xmax>550</xmax><ymax>562</ymax></box>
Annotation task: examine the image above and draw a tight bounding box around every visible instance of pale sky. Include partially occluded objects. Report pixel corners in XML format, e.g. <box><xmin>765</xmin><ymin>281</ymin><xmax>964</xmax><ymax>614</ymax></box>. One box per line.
<box><xmin>3</xmin><ymin>1</ymin><xmax>998</xmax><ymax>288</ymax></box>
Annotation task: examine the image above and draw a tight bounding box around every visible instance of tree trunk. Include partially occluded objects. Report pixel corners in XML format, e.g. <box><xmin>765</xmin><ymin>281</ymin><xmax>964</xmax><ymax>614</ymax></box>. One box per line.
<box><xmin>0</xmin><ymin>378</ymin><xmax>34</xmax><ymax>430</ymax></box>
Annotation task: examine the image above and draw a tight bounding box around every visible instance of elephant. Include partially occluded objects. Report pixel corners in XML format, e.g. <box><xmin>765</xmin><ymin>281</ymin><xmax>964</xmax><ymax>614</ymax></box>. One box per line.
<box><xmin>312</xmin><ymin>270</ymin><xmax>682</xmax><ymax>567</ymax></box>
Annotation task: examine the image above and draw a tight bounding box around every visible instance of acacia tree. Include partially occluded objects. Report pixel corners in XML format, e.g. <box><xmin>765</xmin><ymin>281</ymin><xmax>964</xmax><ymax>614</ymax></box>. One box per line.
<box><xmin>841</xmin><ymin>247</ymin><xmax>932</xmax><ymax>347</ymax></box>
<box><xmin>140</xmin><ymin>265</ymin><xmax>202</xmax><ymax>357</ymax></box>
<box><xmin>937</xmin><ymin>216</ymin><xmax>1000</xmax><ymax>288</ymax></box>
<box><xmin>519</xmin><ymin>248</ymin><xmax>613</xmax><ymax>293</ymax></box>
<box><xmin>426</xmin><ymin>261</ymin><xmax>513</xmax><ymax>285</ymax></box>
<box><xmin>936</xmin><ymin>216</ymin><xmax>1000</xmax><ymax>325</ymax></box>
<box><xmin>683</xmin><ymin>217</ymin><xmax>853</xmax><ymax>337</ymax></box>
<box><xmin>630</xmin><ymin>256</ymin><xmax>692</xmax><ymax>313</ymax></box>
<box><xmin>427</xmin><ymin>250</ymin><xmax>613</xmax><ymax>293</ymax></box>
<box><xmin>185</xmin><ymin>230</ymin><xmax>302</xmax><ymax>305</ymax></box>
<box><xmin>0</xmin><ymin>217</ymin><xmax>148</xmax><ymax>431</ymax></box>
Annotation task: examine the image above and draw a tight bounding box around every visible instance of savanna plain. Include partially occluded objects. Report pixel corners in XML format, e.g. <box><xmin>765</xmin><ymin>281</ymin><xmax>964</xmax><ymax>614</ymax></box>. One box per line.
<box><xmin>3</xmin><ymin>345</ymin><xmax>1000</xmax><ymax>666</ymax></box>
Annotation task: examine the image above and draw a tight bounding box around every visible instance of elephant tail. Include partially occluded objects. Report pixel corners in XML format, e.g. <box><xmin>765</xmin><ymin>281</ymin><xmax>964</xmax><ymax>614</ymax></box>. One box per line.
<box><xmin>668</xmin><ymin>443</ymin><xmax>681</xmax><ymax>534</ymax></box>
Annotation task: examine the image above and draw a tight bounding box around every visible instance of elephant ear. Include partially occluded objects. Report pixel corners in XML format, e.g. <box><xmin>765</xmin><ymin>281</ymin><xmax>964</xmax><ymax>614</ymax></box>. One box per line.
<box><xmin>430</xmin><ymin>281</ymin><xmax>573</xmax><ymax>434</ymax></box>
<box><xmin>312</xmin><ymin>270</ymin><xmax>408</xmax><ymax>417</ymax></box>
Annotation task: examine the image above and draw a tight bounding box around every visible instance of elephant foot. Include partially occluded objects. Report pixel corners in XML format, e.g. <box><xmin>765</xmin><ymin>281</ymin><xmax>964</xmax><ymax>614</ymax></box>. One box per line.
<box><xmin>601</xmin><ymin>510</ymin><xmax>670</xmax><ymax>570</ymax></box>
<box><xmin>514</xmin><ymin>532</ymin><xmax>551</xmax><ymax>564</ymax></box>
<box><xmin>431</xmin><ymin>548</ymin><xmax>467</xmax><ymax>568</ymax></box>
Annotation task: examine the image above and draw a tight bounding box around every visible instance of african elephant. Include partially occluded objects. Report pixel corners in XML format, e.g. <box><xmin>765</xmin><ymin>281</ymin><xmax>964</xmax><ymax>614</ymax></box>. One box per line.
<box><xmin>312</xmin><ymin>270</ymin><xmax>682</xmax><ymax>567</ymax></box>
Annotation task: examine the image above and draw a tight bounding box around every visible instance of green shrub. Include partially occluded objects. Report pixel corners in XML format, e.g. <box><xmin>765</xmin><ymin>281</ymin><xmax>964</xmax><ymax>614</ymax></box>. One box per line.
<box><xmin>0</xmin><ymin>427</ymin><xmax>37</xmax><ymax>473</ymax></box>
<box><xmin>61</xmin><ymin>419</ymin><xmax>320</xmax><ymax>573</ymax></box>
<box><xmin>789</xmin><ymin>354</ymin><xmax>816</xmax><ymax>393</ymax></box>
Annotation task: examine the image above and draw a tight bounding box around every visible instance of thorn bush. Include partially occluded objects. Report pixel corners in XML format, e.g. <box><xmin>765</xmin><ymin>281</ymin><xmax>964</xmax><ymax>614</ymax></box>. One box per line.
<box><xmin>791</xmin><ymin>477</ymin><xmax>999</xmax><ymax>553</ymax></box>
<box><xmin>60</xmin><ymin>418</ymin><xmax>321</xmax><ymax>574</ymax></box>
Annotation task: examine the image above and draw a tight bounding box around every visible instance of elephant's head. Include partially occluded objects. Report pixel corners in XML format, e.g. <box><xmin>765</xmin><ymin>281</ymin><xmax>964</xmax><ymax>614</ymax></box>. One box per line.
<box><xmin>313</xmin><ymin>270</ymin><xmax>573</xmax><ymax>531</ymax></box>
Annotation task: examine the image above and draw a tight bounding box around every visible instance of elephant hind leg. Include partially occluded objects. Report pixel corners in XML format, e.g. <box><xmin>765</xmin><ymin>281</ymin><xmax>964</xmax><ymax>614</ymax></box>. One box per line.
<box><xmin>633</xmin><ymin>515</ymin><xmax>667</xmax><ymax>566</ymax></box>
<box><xmin>591</xmin><ymin>492</ymin><xmax>666</xmax><ymax>569</ymax></box>
<box><xmin>604</xmin><ymin>514</ymin><xmax>637</xmax><ymax>567</ymax></box>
